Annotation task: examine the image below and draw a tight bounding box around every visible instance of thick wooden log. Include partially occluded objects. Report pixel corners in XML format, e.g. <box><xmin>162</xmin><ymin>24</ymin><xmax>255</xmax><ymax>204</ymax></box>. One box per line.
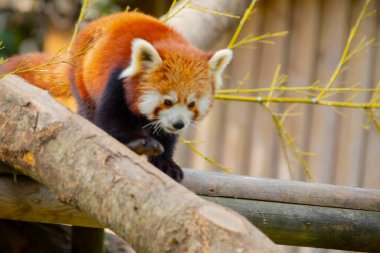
<box><xmin>206</xmin><ymin>196</ymin><xmax>380</xmax><ymax>252</ymax></box>
<box><xmin>0</xmin><ymin>171</ymin><xmax>380</xmax><ymax>251</ymax></box>
<box><xmin>0</xmin><ymin>174</ymin><xmax>102</xmax><ymax>228</ymax></box>
<box><xmin>182</xmin><ymin>169</ymin><xmax>380</xmax><ymax>212</ymax></box>
<box><xmin>71</xmin><ymin>226</ymin><xmax>105</xmax><ymax>253</ymax></box>
<box><xmin>165</xmin><ymin>0</ymin><xmax>250</xmax><ymax>49</ymax></box>
<box><xmin>0</xmin><ymin>75</ymin><xmax>280</xmax><ymax>252</ymax></box>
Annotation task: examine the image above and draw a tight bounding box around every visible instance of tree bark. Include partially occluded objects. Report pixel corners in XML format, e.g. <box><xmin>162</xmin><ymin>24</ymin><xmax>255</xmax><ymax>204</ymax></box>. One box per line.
<box><xmin>164</xmin><ymin>0</ymin><xmax>250</xmax><ymax>49</ymax></box>
<box><xmin>71</xmin><ymin>226</ymin><xmax>105</xmax><ymax>253</ymax></box>
<box><xmin>183</xmin><ymin>169</ymin><xmax>380</xmax><ymax>212</ymax></box>
<box><xmin>207</xmin><ymin>196</ymin><xmax>380</xmax><ymax>252</ymax></box>
<box><xmin>0</xmin><ymin>75</ymin><xmax>281</xmax><ymax>252</ymax></box>
<box><xmin>0</xmin><ymin>173</ymin><xmax>102</xmax><ymax>227</ymax></box>
<box><xmin>1</xmin><ymin>171</ymin><xmax>379</xmax><ymax>252</ymax></box>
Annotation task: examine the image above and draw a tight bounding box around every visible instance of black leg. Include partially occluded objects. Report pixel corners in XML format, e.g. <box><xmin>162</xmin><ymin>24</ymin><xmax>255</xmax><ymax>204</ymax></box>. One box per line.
<box><xmin>148</xmin><ymin>133</ymin><xmax>183</xmax><ymax>182</ymax></box>
<box><xmin>93</xmin><ymin>69</ymin><xmax>164</xmax><ymax>156</ymax></box>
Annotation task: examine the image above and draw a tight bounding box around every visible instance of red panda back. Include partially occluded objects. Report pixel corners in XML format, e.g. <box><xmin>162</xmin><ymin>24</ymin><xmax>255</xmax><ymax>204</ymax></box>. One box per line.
<box><xmin>70</xmin><ymin>12</ymin><xmax>189</xmax><ymax>104</ymax></box>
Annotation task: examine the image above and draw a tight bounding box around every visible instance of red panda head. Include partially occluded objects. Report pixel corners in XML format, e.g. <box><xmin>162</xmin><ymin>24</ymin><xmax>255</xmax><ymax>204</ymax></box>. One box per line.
<box><xmin>120</xmin><ymin>38</ymin><xmax>232</xmax><ymax>134</ymax></box>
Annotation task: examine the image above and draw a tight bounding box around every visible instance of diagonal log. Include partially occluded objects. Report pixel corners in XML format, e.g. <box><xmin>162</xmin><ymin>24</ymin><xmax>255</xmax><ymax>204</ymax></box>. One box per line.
<box><xmin>164</xmin><ymin>0</ymin><xmax>250</xmax><ymax>49</ymax></box>
<box><xmin>0</xmin><ymin>75</ymin><xmax>281</xmax><ymax>252</ymax></box>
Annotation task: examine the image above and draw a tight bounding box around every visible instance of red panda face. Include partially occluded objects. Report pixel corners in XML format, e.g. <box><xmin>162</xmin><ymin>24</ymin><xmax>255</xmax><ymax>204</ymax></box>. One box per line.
<box><xmin>137</xmin><ymin>90</ymin><xmax>213</xmax><ymax>133</ymax></box>
<box><xmin>120</xmin><ymin>39</ymin><xmax>232</xmax><ymax>134</ymax></box>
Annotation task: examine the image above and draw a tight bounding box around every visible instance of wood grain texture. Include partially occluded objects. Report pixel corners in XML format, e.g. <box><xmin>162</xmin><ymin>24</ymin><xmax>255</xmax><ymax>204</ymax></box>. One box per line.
<box><xmin>0</xmin><ymin>174</ymin><xmax>102</xmax><ymax>228</ymax></box>
<box><xmin>0</xmin><ymin>169</ymin><xmax>379</xmax><ymax>251</ymax></box>
<box><xmin>220</xmin><ymin>2</ymin><xmax>264</xmax><ymax>175</ymax></box>
<box><xmin>165</xmin><ymin>0</ymin><xmax>251</xmax><ymax>50</ymax></box>
<box><xmin>182</xmin><ymin>169</ymin><xmax>380</xmax><ymax>212</ymax></box>
<box><xmin>206</xmin><ymin>196</ymin><xmax>380</xmax><ymax>252</ymax></box>
<box><xmin>0</xmin><ymin>75</ymin><xmax>280</xmax><ymax>253</ymax></box>
<box><xmin>307</xmin><ymin>0</ymin><xmax>351</xmax><ymax>184</ymax></box>
<box><xmin>361</xmin><ymin>0</ymin><xmax>380</xmax><ymax>189</ymax></box>
<box><xmin>248</xmin><ymin>0</ymin><xmax>292</xmax><ymax>179</ymax></box>
<box><xmin>280</xmin><ymin>0</ymin><xmax>320</xmax><ymax>181</ymax></box>
<box><xmin>334</xmin><ymin>0</ymin><xmax>377</xmax><ymax>187</ymax></box>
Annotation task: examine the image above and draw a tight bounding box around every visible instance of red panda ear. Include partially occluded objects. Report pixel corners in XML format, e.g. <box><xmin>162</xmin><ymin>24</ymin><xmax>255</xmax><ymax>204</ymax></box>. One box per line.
<box><xmin>208</xmin><ymin>49</ymin><xmax>233</xmax><ymax>89</ymax></box>
<box><xmin>119</xmin><ymin>39</ymin><xmax>162</xmax><ymax>79</ymax></box>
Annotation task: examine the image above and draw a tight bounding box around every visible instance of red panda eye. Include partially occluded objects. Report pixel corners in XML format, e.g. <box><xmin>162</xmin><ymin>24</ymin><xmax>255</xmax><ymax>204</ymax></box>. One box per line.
<box><xmin>164</xmin><ymin>99</ymin><xmax>173</xmax><ymax>107</ymax></box>
<box><xmin>188</xmin><ymin>101</ymin><xmax>195</xmax><ymax>109</ymax></box>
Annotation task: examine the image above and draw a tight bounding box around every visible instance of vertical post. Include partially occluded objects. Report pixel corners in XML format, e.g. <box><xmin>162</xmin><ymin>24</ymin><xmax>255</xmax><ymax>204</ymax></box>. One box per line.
<box><xmin>71</xmin><ymin>227</ymin><xmax>105</xmax><ymax>253</ymax></box>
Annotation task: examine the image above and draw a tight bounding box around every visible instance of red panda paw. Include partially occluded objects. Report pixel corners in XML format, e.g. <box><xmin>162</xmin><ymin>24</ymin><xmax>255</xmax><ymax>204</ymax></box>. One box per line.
<box><xmin>151</xmin><ymin>159</ymin><xmax>184</xmax><ymax>182</ymax></box>
<box><xmin>126</xmin><ymin>138</ymin><xmax>164</xmax><ymax>157</ymax></box>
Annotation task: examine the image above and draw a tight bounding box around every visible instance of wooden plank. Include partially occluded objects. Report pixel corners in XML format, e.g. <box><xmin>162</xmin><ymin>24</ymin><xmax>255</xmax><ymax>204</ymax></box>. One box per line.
<box><xmin>307</xmin><ymin>0</ymin><xmax>351</xmax><ymax>183</ymax></box>
<box><xmin>2</xmin><ymin>169</ymin><xmax>380</xmax><ymax>220</ymax></box>
<box><xmin>0</xmin><ymin>174</ymin><xmax>103</xmax><ymax>228</ymax></box>
<box><xmin>182</xmin><ymin>169</ymin><xmax>380</xmax><ymax>212</ymax></box>
<box><xmin>361</xmin><ymin>0</ymin><xmax>380</xmax><ymax>189</ymax></box>
<box><xmin>206</xmin><ymin>196</ymin><xmax>380</xmax><ymax>252</ymax></box>
<box><xmin>218</xmin><ymin>1</ymin><xmax>265</xmax><ymax>175</ymax></box>
<box><xmin>0</xmin><ymin>170</ymin><xmax>380</xmax><ymax>252</ymax></box>
<box><xmin>248</xmin><ymin>0</ymin><xmax>292</xmax><ymax>178</ymax></box>
<box><xmin>72</xmin><ymin>227</ymin><xmax>105</xmax><ymax>253</ymax></box>
<box><xmin>1</xmin><ymin>170</ymin><xmax>380</xmax><ymax>251</ymax></box>
<box><xmin>280</xmin><ymin>0</ymin><xmax>321</xmax><ymax>181</ymax></box>
<box><xmin>334</xmin><ymin>0</ymin><xmax>377</xmax><ymax>186</ymax></box>
<box><xmin>0</xmin><ymin>75</ymin><xmax>280</xmax><ymax>253</ymax></box>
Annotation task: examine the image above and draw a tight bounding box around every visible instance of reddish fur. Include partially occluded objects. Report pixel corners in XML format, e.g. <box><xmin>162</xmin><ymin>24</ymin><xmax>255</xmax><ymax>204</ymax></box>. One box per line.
<box><xmin>0</xmin><ymin>12</ymin><xmax>216</xmax><ymax>120</ymax></box>
<box><xmin>0</xmin><ymin>53</ymin><xmax>78</xmax><ymax>111</ymax></box>
<box><xmin>70</xmin><ymin>12</ymin><xmax>214</xmax><ymax>114</ymax></box>
<box><xmin>0</xmin><ymin>53</ymin><xmax>71</xmax><ymax>97</ymax></box>
<box><xmin>0</xmin><ymin>12</ymin><xmax>221</xmax><ymax>182</ymax></box>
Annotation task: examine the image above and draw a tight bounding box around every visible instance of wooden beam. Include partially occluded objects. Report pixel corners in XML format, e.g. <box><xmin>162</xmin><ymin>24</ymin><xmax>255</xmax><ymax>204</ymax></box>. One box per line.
<box><xmin>0</xmin><ymin>75</ymin><xmax>279</xmax><ymax>253</ymax></box>
<box><xmin>0</xmin><ymin>171</ymin><xmax>379</xmax><ymax>251</ymax></box>
<box><xmin>184</xmin><ymin>169</ymin><xmax>380</xmax><ymax>251</ymax></box>
<box><xmin>182</xmin><ymin>169</ymin><xmax>380</xmax><ymax>212</ymax></box>
<box><xmin>206</xmin><ymin>196</ymin><xmax>380</xmax><ymax>252</ymax></box>
<box><xmin>72</xmin><ymin>227</ymin><xmax>105</xmax><ymax>253</ymax></box>
<box><xmin>0</xmin><ymin>174</ymin><xmax>103</xmax><ymax>228</ymax></box>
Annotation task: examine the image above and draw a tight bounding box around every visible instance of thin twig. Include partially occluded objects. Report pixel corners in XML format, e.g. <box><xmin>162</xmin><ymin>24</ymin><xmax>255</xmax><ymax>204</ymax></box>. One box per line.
<box><xmin>179</xmin><ymin>136</ymin><xmax>232</xmax><ymax>174</ymax></box>
<box><xmin>67</xmin><ymin>0</ymin><xmax>89</xmax><ymax>52</ymax></box>
<box><xmin>228</xmin><ymin>0</ymin><xmax>257</xmax><ymax>49</ymax></box>
<box><xmin>316</xmin><ymin>0</ymin><xmax>371</xmax><ymax>100</ymax></box>
<box><xmin>214</xmin><ymin>94</ymin><xmax>380</xmax><ymax>109</ymax></box>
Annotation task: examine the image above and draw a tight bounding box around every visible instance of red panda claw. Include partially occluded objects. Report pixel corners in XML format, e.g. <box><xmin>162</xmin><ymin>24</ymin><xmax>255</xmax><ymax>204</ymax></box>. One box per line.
<box><xmin>127</xmin><ymin>138</ymin><xmax>164</xmax><ymax>156</ymax></box>
<box><xmin>149</xmin><ymin>158</ymin><xmax>184</xmax><ymax>182</ymax></box>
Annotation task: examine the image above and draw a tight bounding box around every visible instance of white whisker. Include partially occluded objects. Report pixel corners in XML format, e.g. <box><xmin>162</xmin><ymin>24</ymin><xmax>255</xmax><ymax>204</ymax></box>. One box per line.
<box><xmin>152</xmin><ymin>121</ymin><xmax>162</xmax><ymax>136</ymax></box>
<box><xmin>143</xmin><ymin>120</ymin><xmax>159</xmax><ymax>129</ymax></box>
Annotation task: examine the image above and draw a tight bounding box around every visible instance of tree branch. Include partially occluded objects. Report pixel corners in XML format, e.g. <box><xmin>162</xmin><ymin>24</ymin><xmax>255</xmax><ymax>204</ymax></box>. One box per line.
<box><xmin>0</xmin><ymin>75</ymin><xmax>280</xmax><ymax>252</ymax></box>
<box><xmin>164</xmin><ymin>0</ymin><xmax>250</xmax><ymax>49</ymax></box>
<box><xmin>1</xmin><ymin>169</ymin><xmax>379</xmax><ymax>252</ymax></box>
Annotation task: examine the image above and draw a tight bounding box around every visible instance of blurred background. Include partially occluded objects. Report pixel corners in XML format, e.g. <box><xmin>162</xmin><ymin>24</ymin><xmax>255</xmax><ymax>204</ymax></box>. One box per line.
<box><xmin>1</xmin><ymin>1</ymin><xmax>379</xmax><ymax>252</ymax></box>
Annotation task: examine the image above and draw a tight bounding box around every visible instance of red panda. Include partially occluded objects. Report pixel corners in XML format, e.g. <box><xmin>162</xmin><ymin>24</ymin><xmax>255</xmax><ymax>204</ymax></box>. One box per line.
<box><xmin>1</xmin><ymin>12</ymin><xmax>233</xmax><ymax>182</ymax></box>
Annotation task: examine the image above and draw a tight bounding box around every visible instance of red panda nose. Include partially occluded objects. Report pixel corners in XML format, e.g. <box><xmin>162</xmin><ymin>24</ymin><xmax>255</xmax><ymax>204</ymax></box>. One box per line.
<box><xmin>173</xmin><ymin>120</ymin><xmax>185</xmax><ymax>130</ymax></box>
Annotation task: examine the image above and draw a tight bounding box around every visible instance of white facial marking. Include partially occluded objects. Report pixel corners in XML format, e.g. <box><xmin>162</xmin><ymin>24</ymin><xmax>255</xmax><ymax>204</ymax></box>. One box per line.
<box><xmin>163</xmin><ymin>91</ymin><xmax>178</xmax><ymax>104</ymax></box>
<box><xmin>198</xmin><ymin>96</ymin><xmax>212</xmax><ymax>119</ymax></box>
<box><xmin>209</xmin><ymin>49</ymin><xmax>233</xmax><ymax>89</ymax></box>
<box><xmin>138</xmin><ymin>91</ymin><xmax>161</xmax><ymax>119</ymax></box>
<box><xmin>140</xmin><ymin>91</ymin><xmax>211</xmax><ymax>134</ymax></box>
<box><xmin>119</xmin><ymin>38</ymin><xmax>162</xmax><ymax>79</ymax></box>
<box><xmin>159</xmin><ymin>105</ymin><xmax>193</xmax><ymax>133</ymax></box>
<box><xmin>187</xmin><ymin>93</ymin><xmax>196</xmax><ymax>104</ymax></box>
